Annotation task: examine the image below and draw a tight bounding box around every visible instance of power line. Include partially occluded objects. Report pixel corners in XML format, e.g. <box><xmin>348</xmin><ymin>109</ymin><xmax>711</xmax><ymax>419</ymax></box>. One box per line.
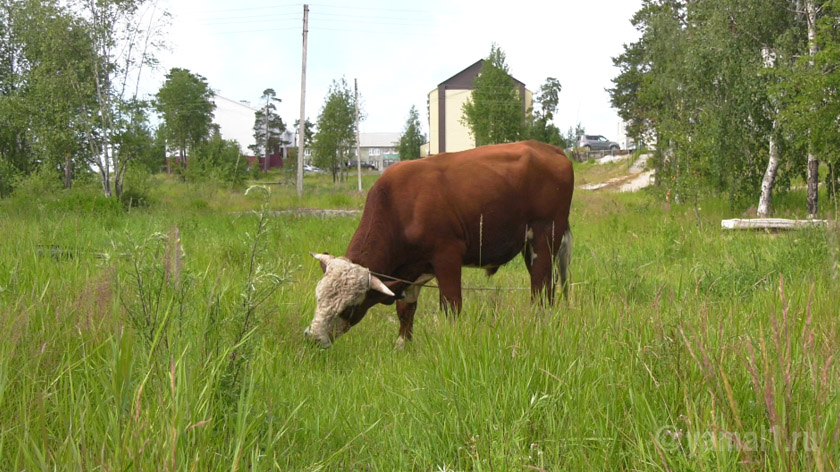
<box><xmin>182</xmin><ymin>3</ymin><xmax>303</xmax><ymax>14</ymax></box>
<box><xmin>207</xmin><ymin>26</ymin><xmax>301</xmax><ymax>35</ymax></box>
<box><xmin>197</xmin><ymin>15</ymin><xmax>436</xmax><ymax>29</ymax></box>
<box><xmin>315</xmin><ymin>11</ymin><xmax>437</xmax><ymax>23</ymax></box>
<box><xmin>196</xmin><ymin>15</ymin><xmax>301</xmax><ymax>26</ymax></box>
<box><xmin>313</xmin><ymin>18</ymin><xmax>437</xmax><ymax>27</ymax></box>
<box><xmin>308</xmin><ymin>3</ymin><xmax>434</xmax><ymax>15</ymax></box>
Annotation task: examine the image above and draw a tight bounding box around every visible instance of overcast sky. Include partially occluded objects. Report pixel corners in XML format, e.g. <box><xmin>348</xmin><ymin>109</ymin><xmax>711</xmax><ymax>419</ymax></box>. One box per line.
<box><xmin>146</xmin><ymin>0</ymin><xmax>642</xmax><ymax>141</ymax></box>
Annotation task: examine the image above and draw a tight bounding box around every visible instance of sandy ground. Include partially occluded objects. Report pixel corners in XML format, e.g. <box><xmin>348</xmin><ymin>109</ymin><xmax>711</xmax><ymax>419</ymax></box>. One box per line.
<box><xmin>596</xmin><ymin>153</ymin><xmax>634</xmax><ymax>165</ymax></box>
<box><xmin>579</xmin><ymin>154</ymin><xmax>654</xmax><ymax>193</ymax></box>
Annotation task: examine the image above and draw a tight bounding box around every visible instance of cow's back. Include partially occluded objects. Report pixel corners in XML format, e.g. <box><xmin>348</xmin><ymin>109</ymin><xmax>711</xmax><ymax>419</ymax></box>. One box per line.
<box><xmin>348</xmin><ymin>141</ymin><xmax>573</xmax><ymax>271</ymax></box>
<box><xmin>383</xmin><ymin>140</ymin><xmax>572</xmax><ymax>221</ymax></box>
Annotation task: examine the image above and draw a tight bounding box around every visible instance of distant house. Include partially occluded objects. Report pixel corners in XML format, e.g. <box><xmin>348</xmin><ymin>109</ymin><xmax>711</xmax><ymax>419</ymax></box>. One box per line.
<box><xmin>212</xmin><ymin>95</ymin><xmax>259</xmax><ymax>152</ymax></box>
<box><xmin>357</xmin><ymin>132</ymin><xmax>400</xmax><ymax>169</ymax></box>
<box><xmin>212</xmin><ymin>95</ymin><xmax>293</xmax><ymax>170</ymax></box>
<box><xmin>428</xmin><ymin>60</ymin><xmax>532</xmax><ymax>154</ymax></box>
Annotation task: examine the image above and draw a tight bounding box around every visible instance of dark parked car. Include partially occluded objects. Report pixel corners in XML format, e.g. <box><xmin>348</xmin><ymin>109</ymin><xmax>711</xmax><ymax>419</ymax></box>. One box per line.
<box><xmin>578</xmin><ymin>134</ymin><xmax>620</xmax><ymax>151</ymax></box>
<box><xmin>347</xmin><ymin>160</ymin><xmax>377</xmax><ymax>170</ymax></box>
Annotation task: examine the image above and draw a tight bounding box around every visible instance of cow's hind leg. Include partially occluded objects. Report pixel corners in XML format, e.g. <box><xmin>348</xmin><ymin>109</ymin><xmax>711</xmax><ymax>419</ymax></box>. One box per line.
<box><xmin>525</xmin><ymin>221</ymin><xmax>571</xmax><ymax>305</ymax></box>
<box><xmin>557</xmin><ymin>225</ymin><xmax>573</xmax><ymax>301</ymax></box>
<box><xmin>525</xmin><ymin>223</ymin><xmax>556</xmax><ymax>305</ymax></box>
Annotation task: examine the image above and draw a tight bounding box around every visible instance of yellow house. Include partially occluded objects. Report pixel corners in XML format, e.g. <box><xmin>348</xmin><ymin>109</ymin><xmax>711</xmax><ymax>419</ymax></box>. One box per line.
<box><xmin>428</xmin><ymin>60</ymin><xmax>533</xmax><ymax>154</ymax></box>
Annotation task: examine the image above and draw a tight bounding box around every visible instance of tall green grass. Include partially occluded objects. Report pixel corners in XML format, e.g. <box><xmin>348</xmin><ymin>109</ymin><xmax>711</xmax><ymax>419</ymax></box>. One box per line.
<box><xmin>0</xmin><ymin>168</ymin><xmax>837</xmax><ymax>470</ymax></box>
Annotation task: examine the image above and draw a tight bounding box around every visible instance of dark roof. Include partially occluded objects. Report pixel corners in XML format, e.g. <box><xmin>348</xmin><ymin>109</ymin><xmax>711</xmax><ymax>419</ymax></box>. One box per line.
<box><xmin>438</xmin><ymin>59</ymin><xmax>526</xmax><ymax>89</ymax></box>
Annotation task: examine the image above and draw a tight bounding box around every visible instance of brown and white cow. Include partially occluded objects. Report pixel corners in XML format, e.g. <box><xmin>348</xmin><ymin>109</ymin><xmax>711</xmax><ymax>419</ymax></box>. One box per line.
<box><xmin>304</xmin><ymin>140</ymin><xmax>574</xmax><ymax>348</ymax></box>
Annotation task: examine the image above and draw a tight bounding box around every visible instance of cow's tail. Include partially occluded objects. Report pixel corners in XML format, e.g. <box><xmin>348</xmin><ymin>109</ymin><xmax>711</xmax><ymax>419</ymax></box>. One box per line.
<box><xmin>557</xmin><ymin>226</ymin><xmax>572</xmax><ymax>301</ymax></box>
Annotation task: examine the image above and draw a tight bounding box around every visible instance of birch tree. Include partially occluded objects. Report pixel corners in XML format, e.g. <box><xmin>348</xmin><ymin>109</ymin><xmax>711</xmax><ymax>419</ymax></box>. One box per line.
<box><xmin>398</xmin><ymin>105</ymin><xmax>425</xmax><ymax>160</ymax></box>
<box><xmin>73</xmin><ymin>0</ymin><xmax>168</xmax><ymax>198</ymax></box>
<box><xmin>758</xmin><ymin>49</ymin><xmax>781</xmax><ymax>217</ymax></box>
<box><xmin>461</xmin><ymin>44</ymin><xmax>525</xmax><ymax>146</ymax></box>
<box><xmin>312</xmin><ymin>78</ymin><xmax>356</xmax><ymax>183</ymax></box>
<box><xmin>805</xmin><ymin>0</ymin><xmax>821</xmax><ymax>218</ymax></box>
<box><xmin>155</xmin><ymin>67</ymin><xmax>215</xmax><ymax>168</ymax></box>
<box><xmin>611</xmin><ymin>0</ymin><xmax>809</xmax><ymax>209</ymax></box>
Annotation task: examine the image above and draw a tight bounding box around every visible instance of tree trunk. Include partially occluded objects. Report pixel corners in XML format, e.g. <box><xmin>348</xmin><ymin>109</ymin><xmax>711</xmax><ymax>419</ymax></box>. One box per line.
<box><xmin>758</xmin><ymin>124</ymin><xmax>781</xmax><ymax>217</ymax></box>
<box><xmin>806</xmin><ymin>0</ymin><xmax>819</xmax><ymax>218</ymax></box>
<box><xmin>114</xmin><ymin>172</ymin><xmax>123</xmax><ymax>198</ymax></box>
<box><xmin>114</xmin><ymin>153</ymin><xmax>129</xmax><ymax>199</ymax></box>
<box><xmin>807</xmin><ymin>155</ymin><xmax>819</xmax><ymax>217</ymax></box>
<box><xmin>64</xmin><ymin>152</ymin><xmax>72</xmax><ymax>189</ymax></box>
<box><xmin>100</xmin><ymin>164</ymin><xmax>112</xmax><ymax>198</ymax></box>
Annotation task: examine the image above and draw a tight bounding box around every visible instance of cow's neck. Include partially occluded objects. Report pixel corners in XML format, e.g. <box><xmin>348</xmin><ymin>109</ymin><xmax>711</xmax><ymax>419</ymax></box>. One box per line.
<box><xmin>344</xmin><ymin>184</ymin><xmax>409</xmax><ymax>281</ymax></box>
<box><xmin>345</xmin><ymin>221</ymin><xmax>399</xmax><ymax>277</ymax></box>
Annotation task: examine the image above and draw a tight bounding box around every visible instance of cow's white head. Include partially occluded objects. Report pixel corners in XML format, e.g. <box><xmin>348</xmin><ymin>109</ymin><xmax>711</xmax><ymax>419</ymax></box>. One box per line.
<box><xmin>304</xmin><ymin>253</ymin><xmax>395</xmax><ymax>348</ymax></box>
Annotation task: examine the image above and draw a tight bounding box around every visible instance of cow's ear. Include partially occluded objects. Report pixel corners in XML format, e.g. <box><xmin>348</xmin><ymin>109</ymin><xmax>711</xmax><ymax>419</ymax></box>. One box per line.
<box><xmin>310</xmin><ymin>252</ymin><xmax>333</xmax><ymax>273</ymax></box>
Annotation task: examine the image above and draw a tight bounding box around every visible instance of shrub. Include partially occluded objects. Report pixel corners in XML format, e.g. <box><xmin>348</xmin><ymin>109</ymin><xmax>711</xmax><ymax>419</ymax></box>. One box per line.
<box><xmin>185</xmin><ymin>134</ymin><xmax>249</xmax><ymax>185</ymax></box>
<box><xmin>11</xmin><ymin>165</ymin><xmax>62</xmax><ymax>198</ymax></box>
<box><xmin>0</xmin><ymin>159</ymin><xmax>20</xmax><ymax>198</ymax></box>
<box><xmin>119</xmin><ymin>165</ymin><xmax>154</xmax><ymax>209</ymax></box>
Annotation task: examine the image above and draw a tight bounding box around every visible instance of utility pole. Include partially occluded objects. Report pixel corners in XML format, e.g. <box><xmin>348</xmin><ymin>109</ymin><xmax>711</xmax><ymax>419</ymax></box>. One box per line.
<box><xmin>355</xmin><ymin>78</ymin><xmax>362</xmax><ymax>192</ymax></box>
<box><xmin>297</xmin><ymin>4</ymin><xmax>309</xmax><ymax>198</ymax></box>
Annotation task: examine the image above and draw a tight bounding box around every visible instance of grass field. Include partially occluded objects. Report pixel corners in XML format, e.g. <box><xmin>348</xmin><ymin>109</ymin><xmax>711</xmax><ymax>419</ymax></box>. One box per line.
<box><xmin>0</xmin><ymin>164</ymin><xmax>838</xmax><ymax>471</ymax></box>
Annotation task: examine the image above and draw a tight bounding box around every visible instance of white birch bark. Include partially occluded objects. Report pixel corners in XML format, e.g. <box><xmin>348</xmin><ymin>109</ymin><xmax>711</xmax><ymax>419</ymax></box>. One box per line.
<box><xmin>758</xmin><ymin>47</ymin><xmax>780</xmax><ymax>218</ymax></box>
<box><xmin>758</xmin><ymin>123</ymin><xmax>781</xmax><ymax>217</ymax></box>
<box><xmin>805</xmin><ymin>0</ymin><xmax>820</xmax><ymax>218</ymax></box>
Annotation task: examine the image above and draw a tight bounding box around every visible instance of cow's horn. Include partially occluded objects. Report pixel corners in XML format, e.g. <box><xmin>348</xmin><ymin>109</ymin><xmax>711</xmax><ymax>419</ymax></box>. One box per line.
<box><xmin>368</xmin><ymin>273</ymin><xmax>395</xmax><ymax>297</ymax></box>
<box><xmin>310</xmin><ymin>252</ymin><xmax>335</xmax><ymax>265</ymax></box>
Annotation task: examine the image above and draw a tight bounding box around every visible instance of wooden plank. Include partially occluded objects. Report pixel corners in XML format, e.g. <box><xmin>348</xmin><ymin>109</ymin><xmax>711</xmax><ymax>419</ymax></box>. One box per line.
<box><xmin>721</xmin><ymin>218</ymin><xmax>829</xmax><ymax>230</ymax></box>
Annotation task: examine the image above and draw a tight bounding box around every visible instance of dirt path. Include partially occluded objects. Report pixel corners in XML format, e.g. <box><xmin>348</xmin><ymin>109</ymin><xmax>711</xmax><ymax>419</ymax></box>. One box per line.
<box><xmin>579</xmin><ymin>154</ymin><xmax>654</xmax><ymax>193</ymax></box>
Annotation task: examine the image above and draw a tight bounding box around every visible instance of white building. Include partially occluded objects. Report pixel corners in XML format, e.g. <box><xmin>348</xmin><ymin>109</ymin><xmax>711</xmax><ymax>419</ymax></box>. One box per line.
<box><xmin>212</xmin><ymin>94</ymin><xmax>295</xmax><ymax>167</ymax></box>
<box><xmin>212</xmin><ymin>95</ymin><xmax>259</xmax><ymax>154</ymax></box>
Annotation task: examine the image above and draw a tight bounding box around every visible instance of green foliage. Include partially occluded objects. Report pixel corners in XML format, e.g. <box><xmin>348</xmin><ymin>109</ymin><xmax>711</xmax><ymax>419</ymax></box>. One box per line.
<box><xmin>398</xmin><ymin>105</ymin><xmax>425</xmax><ymax>160</ymax></box>
<box><xmin>184</xmin><ymin>132</ymin><xmax>248</xmax><ymax>185</ymax></box>
<box><xmin>155</xmin><ymin>67</ymin><xmax>216</xmax><ymax>163</ymax></box>
<box><xmin>0</xmin><ymin>157</ymin><xmax>19</xmax><ymax>197</ymax></box>
<box><xmin>776</xmin><ymin>0</ymin><xmax>840</xmax><ymax>173</ymax></box>
<box><xmin>119</xmin><ymin>165</ymin><xmax>154</xmax><ymax>208</ymax></box>
<box><xmin>130</xmin><ymin>126</ymin><xmax>167</xmax><ymax>174</ymax></box>
<box><xmin>11</xmin><ymin>164</ymin><xmax>63</xmax><ymax>197</ymax></box>
<box><xmin>565</xmin><ymin>123</ymin><xmax>585</xmax><ymax>149</ymax></box>
<box><xmin>609</xmin><ymin>0</ymin><xmax>834</xmax><ymax>208</ymax></box>
<box><xmin>0</xmin><ymin>0</ymin><xmax>98</xmax><ymax>194</ymax></box>
<box><xmin>293</xmin><ymin>118</ymin><xmax>315</xmax><ymax>146</ymax></box>
<box><xmin>0</xmin><ymin>0</ymin><xmax>168</xmax><ymax>199</ymax></box>
<box><xmin>312</xmin><ymin>78</ymin><xmax>356</xmax><ymax>182</ymax></box>
<box><xmin>78</xmin><ymin>0</ymin><xmax>169</xmax><ymax>198</ymax></box>
<box><xmin>527</xmin><ymin>77</ymin><xmax>565</xmax><ymax>146</ymax></box>
<box><xmin>21</xmin><ymin>1</ymin><xmax>96</xmax><ymax>173</ymax></box>
<box><xmin>461</xmin><ymin>44</ymin><xmax>525</xmax><ymax>146</ymax></box>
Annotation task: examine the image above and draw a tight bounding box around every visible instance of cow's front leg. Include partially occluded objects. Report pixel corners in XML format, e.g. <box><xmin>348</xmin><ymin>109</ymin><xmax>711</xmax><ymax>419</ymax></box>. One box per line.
<box><xmin>432</xmin><ymin>247</ymin><xmax>463</xmax><ymax>315</ymax></box>
<box><xmin>394</xmin><ymin>274</ymin><xmax>434</xmax><ymax>348</ymax></box>
<box><xmin>395</xmin><ymin>300</ymin><xmax>417</xmax><ymax>349</ymax></box>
